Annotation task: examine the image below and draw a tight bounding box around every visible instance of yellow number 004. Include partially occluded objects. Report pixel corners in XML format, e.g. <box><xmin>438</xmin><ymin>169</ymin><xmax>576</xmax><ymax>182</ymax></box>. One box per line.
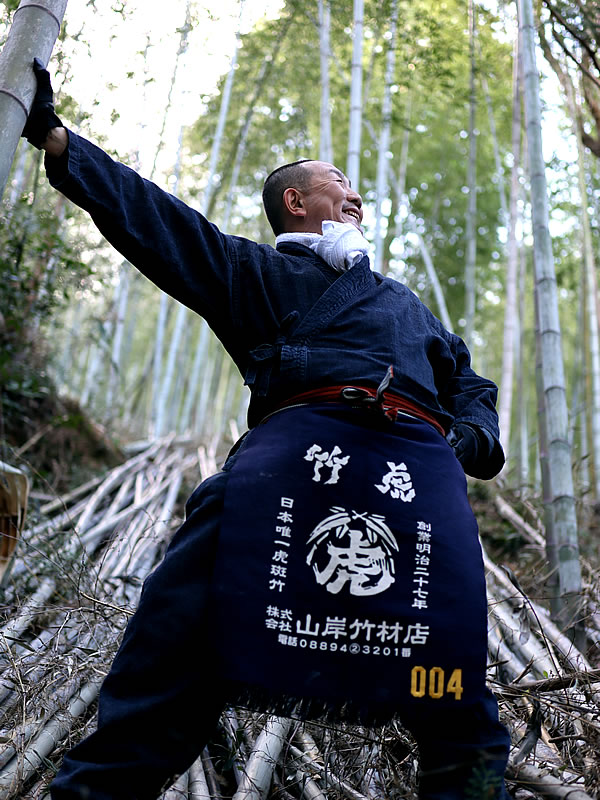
<box><xmin>410</xmin><ymin>666</ymin><xmax>463</xmax><ymax>700</ymax></box>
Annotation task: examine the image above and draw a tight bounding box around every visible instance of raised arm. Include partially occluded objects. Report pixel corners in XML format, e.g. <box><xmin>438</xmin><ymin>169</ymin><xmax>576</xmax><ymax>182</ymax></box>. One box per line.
<box><xmin>21</xmin><ymin>60</ymin><xmax>238</xmax><ymax>340</ymax></box>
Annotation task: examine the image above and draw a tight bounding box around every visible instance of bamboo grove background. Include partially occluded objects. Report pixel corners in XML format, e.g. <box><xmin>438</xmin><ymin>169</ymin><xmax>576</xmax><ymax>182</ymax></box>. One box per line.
<box><xmin>3</xmin><ymin>0</ymin><xmax>600</xmax><ymax>637</ymax></box>
<box><xmin>3</xmin><ymin>0</ymin><xmax>597</xmax><ymax>486</ymax></box>
<box><xmin>2</xmin><ymin>1</ymin><xmax>600</xmax><ymax>797</ymax></box>
<box><xmin>0</xmin><ymin>0</ymin><xmax>588</xmax><ymax>466</ymax></box>
<box><xmin>2</xmin><ymin>0</ymin><xmax>600</xmax><ymax>632</ymax></box>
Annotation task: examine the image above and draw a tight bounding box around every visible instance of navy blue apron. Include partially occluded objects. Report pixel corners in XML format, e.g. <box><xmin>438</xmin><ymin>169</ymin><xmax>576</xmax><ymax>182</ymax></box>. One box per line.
<box><xmin>209</xmin><ymin>403</ymin><xmax>488</xmax><ymax>725</ymax></box>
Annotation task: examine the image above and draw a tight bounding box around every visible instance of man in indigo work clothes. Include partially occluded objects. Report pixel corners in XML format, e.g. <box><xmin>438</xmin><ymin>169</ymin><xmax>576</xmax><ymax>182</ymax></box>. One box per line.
<box><xmin>24</xmin><ymin>60</ymin><xmax>511</xmax><ymax>800</ymax></box>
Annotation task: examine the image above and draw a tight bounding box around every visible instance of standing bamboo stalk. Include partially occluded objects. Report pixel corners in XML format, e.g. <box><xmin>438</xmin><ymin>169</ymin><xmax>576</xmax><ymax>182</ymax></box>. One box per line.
<box><xmin>81</xmin><ymin>315</ymin><xmax>113</xmax><ymax>411</ymax></box>
<box><xmin>149</xmin><ymin>3</ymin><xmax>192</xmax><ymax>181</ymax></box>
<box><xmin>154</xmin><ymin>2</ymin><xmax>246</xmax><ymax>438</ymax></box>
<box><xmin>464</xmin><ymin>0</ymin><xmax>477</xmax><ymax>348</ymax></box>
<box><xmin>346</xmin><ymin>0</ymin><xmax>364</xmax><ymax>189</ymax></box>
<box><xmin>537</xmin><ymin>21</ymin><xmax>600</xmax><ymax>500</ymax></box>
<box><xmin>572</xmin><ymin>93</ymin><xmax>600</xmax><ymax>500</ymax></box>
<box><xmin>202</xmin><ymin>0</ymin><xmax>245</xmax><ymax>214</ymax></box>
<box><xmin>152</xmin><ymin>293</ymin><xmax>170</xmax><ymax>433</ymax></box>
<box><xmin>412</xmin><ymin>226</ymin><xmax>453</xmax><ymax>331</ymax></box>
<box><xmin>518</xmin><ymin>0</ymin><xmax>583</xmax><ymax>641</ymax></box>
<box><xmin>150</xmin><ymin>4</ymin><xmax>195</xmax><ymax>438</ymax></box>
<box><xmin>154</xmin><ymin>303</ymin><xmax>187</xmax><ymax>437</ymax></box>
<box><xmin>390</xmin><ymin>96</ymin><xmax>412</xmax><ymax>248</ymax></box>
<box><xmin>498</xmin><ymin>35</ymin><xmax>522</xmax><ymax>462</ymax></box>
<box><xmin>105</xmin><ymin>263</ymin><xmax>130</xmax><ymax>420</ymax></box>
<box><xmin>0</xmin><ymin>0</ymin><xmax>68</xmax><ymax>200</ymax></box>
<box><xmin>222</xmin><ymin>15</ymin><xmax>293</xmax><ymax>229</ymax></box>
<box><xmin>179</xmin><ymin>320</ymin><xmax>210</xmax><ymax>433</ymax></box>
<box><xmin>517</xmin><ymin>243</ymin><xmax>529</xmax><ymax>492</ymax></box>
<box><xmin>318</xmin><ymin>0</ymin><xmax>333</xmax><ymax>164</ymax></box>
<box><xmin>373</xmin><ymin>0</ymin><xmax>399</xmax><ymax>274</ymax></box>
<box><xmin>478</xmin><ymin>63</ymin><xmax>508</xmax><ymax>226</ymax></box>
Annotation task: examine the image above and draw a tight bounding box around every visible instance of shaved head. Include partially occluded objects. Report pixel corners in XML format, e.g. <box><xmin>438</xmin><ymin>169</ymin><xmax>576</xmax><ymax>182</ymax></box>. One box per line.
<box><xmin>262</xmin><ymin>160</ymin><xmax>314</xmax><ymax>236</ymax></box>
<box><xmin>262</xmin><ymin>159</ymin><xmax>363</xmax><ymax>236</ymax></box>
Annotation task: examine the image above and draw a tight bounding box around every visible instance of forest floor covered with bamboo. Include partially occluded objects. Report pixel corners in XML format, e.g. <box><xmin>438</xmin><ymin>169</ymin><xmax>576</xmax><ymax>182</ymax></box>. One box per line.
<box><xmin>0</xmin><ymin>430</ymin><xmax>600</xmax><ymax>800</ymax></box>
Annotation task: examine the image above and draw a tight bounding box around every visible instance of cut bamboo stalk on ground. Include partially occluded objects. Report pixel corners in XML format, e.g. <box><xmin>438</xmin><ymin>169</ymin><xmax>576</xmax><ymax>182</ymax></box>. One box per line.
<box><xmin>287</xmin><ymin>744</ymin><xmax>369</xmax><ymax>800</ymax></box>
<box><xmin>0</xmin><ymin>678</ymin><xmax>101</xmax><ymax>794</ymax></box>
<box><xmin>233</xmin><ymin>716</ymin><xmax>293</xmax><ymax>800</ymax></box>
<box><xmin>506</xmin><ymin>761</ymin><xmax>594</xmax><ymax>800</ymax></box>
<box><xmin>188</xmin><ymin>755</ymin><xmax>212</xmax><ymax>800</ymax></box>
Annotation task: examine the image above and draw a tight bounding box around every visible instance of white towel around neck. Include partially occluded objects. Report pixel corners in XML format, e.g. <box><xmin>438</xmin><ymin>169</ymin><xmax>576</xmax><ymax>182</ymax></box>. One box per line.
<box><xmin>276</xmin><ymin>220</ymin><xmax>369</xmax><ymax>273</ymax></box>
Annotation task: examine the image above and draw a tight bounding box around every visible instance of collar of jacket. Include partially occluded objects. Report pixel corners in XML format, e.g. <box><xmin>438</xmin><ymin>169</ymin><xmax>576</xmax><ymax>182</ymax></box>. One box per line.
<box><xmin>275</xmin><ymin>240</ymin><xmax>321</xmax><ymax>258</ymax></box>
<box><xmin>274</xmin><ymin>240</ymin><xmax>342</xmax><ymax>280</ymax></box>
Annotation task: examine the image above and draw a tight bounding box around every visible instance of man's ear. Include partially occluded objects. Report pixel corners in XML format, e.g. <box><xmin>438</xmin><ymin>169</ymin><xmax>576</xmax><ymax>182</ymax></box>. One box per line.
<box><xmin>282</xmin><ymin>187</ymin><xmax>306</xmax><ymax>219</ymax></box>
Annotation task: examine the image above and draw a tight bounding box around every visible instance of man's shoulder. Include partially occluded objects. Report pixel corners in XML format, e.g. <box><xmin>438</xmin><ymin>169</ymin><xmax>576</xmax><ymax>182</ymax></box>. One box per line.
<box><xmin>228</xmin><ymin>235</ymin><xmax>338</xmax><ymax>282</ymax></box>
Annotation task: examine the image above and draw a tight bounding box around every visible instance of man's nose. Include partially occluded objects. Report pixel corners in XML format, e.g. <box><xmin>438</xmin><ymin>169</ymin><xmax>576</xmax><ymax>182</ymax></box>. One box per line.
<box><xmin>348</xmin><ymin>188</ymin><xmax>362</xmax><ymax>208</ymax></box>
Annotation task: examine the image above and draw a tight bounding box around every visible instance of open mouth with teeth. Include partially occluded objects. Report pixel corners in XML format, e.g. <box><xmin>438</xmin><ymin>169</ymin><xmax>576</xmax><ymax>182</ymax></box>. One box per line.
<box><xmin>343</xmin><ymin>208</ymin><xmax>362</xmax><ymax>226</ymax></box>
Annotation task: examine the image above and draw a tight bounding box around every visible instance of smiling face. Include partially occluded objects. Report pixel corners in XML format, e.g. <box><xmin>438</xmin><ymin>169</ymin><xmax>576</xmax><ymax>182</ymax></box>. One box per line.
<box><xmin>283</xmin><ymin>161</ymin><xmax>363</xmax><ymax>233</ymax></box>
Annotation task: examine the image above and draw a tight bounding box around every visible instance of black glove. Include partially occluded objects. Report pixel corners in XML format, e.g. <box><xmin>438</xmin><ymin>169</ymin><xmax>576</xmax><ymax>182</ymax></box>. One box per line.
<box><xmin>446</xmin><ymin>422</ymin><xmax>503</xmax><ymax>479</ymax></box>
<box><xmin>21</xmin><ymin>58</ymin><xmax>63</xmax><ymax>148</ymax></box>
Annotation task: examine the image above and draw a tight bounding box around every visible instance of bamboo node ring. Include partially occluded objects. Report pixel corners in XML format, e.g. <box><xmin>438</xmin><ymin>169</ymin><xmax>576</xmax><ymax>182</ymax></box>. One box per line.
<box><xmin>0</xmin><ymin>88</ymin><xmax>28</xmax><ymax>118</ymax></box>
<box><xmin>13</xmin><ymin>2</ymin><xmax>62</xmax><ymax>32</ymax></box>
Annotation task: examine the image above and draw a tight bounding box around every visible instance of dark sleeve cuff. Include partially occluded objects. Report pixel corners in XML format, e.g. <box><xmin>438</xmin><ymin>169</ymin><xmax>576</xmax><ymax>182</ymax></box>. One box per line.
<box><xmin>472</xmin><ymin>424</ymin><xmax>505</xmax><ymax>480</ymax></box>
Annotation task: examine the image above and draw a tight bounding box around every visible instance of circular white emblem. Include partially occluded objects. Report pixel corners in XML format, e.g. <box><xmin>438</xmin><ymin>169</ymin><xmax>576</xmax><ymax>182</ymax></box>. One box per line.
<box><xmin>306</xmin><ymin>507</ymin><xmax>399</xmax><ymax>597</ymax></box>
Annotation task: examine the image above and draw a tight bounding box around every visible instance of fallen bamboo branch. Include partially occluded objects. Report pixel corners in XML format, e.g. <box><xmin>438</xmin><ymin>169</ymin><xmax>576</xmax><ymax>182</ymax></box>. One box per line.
<box><xmin>0</xmin><ymin>577</ymin><xmax>56</xmax><ymax>657</ymax></box>
<box><xmin>0</xmin><ymin>678</ymin><xmax>101</xmax><ymax>793</ymax></box>
<box><xmin>287</xmin><ymin>744</ymin><xmax>369</xmax><ymax>800</ymax></box>
<box><xmin>202</xmin><ymin>748</ymin><xmax>222</xmax><ymax>799</ymax></box>
<box><xmin>188</xmin><ymin>755</ymin><xmax>212</xmax><ymax>800</ymax></box>
<box><xmin>506</xmin><ymin>761</ymin><xmax>593</xmax><ymax>800</ymax></box>
<box><xmin>223</xmin><ymin>709</ymin><xmax>249</xmax><ymax>788</ymax></box>
<box><xmin>494</xmin><ymin>495</ymin><xmax>545</xmax><ymax>547</ymax></box>
<box><xmin>162</xmin><ymin>771</ymin><xmax>189</xmax><ymax>798</ymax></box>
<box><xmin>233</xmin><ymin>716</ymin><xmax>293</xmax><ymax>800</ymax></box>
<box><xmin>40</xmin><ymin>474</ymin><xmax>103</xmax><ymax>516</ymax></box>
<box><xmin>74</xmin><ymin>440</ymin><xmax>165</xmax><ymax>535</ymax></box>
<box><xmin>514</xmin><ymin>669</ymin><xmax>600</xmax><ymax>693</ymax></box>
<box><xmin>286</xmin><ymin>767</ymin><xmax>327</xmax><ymax>800</ymax></box>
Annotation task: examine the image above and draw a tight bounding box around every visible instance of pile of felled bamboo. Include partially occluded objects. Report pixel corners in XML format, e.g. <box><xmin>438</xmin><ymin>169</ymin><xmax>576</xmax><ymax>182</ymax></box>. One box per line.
<box><xmin>0</xmin><ymin>440</ymin><xmax>599</xmax><ymax>799</ymax></box>
<box><xmin>0</xmin><ymin>435</ymin><xmax>201</xmax><ymax>798</ymax></box>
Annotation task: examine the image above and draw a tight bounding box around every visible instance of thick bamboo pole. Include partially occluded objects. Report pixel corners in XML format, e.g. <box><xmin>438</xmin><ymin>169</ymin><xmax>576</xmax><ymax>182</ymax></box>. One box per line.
<box><xmin>518</xmin><ymin>0</ymin><xmax>583</xmax><ymax>642</ymax></box>
<box><xmin>318</xmin><ymin>0</ymin><xmax>333</xmax><ymax>164</ymax></box>
<box><xmin>498</xmin><ymin>35</ymin><xmax>522</xmax><ymax>464</ymax></box>
<box><xmin>346</xmin><ymin>0</ymin><xmax>364</xmax><ymax>189</ymax></box>
<box><xmin>464</xmin><ymin>0</ymin><xmax>477</xmax><ymax>348</ymax></box>
<box><xmin>373</xmin><ymin>0</ymin><xmax>398</xmax><ymax>274</ymax></box>
<box><xmin>0</xmin><ymin>0</ymin><xmax>68</xmax><ymax>200</ymax></box>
